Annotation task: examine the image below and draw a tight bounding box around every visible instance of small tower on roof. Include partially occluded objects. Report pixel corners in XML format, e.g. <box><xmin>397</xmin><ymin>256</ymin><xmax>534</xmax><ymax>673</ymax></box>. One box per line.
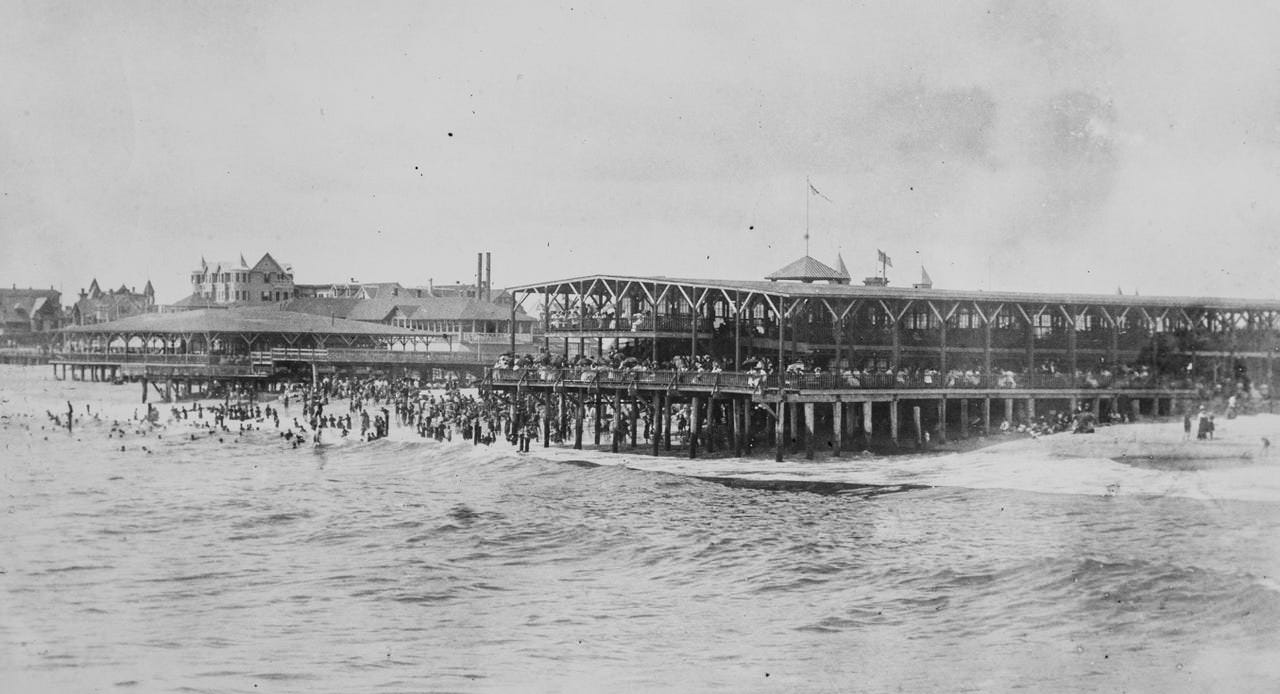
<box><xmin>765</xmin><ymin>255</ymin><xmax>851</xmax><ymax>284</ymax></box>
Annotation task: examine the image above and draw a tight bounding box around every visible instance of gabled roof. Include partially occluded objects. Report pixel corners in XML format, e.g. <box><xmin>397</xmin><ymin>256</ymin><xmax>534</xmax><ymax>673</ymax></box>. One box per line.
<box><xmin>766</xmin><ymin>255</ymin><xmax>847</xmax><ymax>282</ymax></box>
<box><xmin>250</xmin><ymin>252</ymin><xmax>291</xmax><ymax>275</ymax></box>
<box><xmin>0</xmin><ymin>288</ymin><xmax>61</xmax><ymax>323</ymax></box>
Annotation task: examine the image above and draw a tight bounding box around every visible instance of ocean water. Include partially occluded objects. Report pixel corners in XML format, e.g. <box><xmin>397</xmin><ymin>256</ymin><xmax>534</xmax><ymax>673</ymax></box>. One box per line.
<box><xmin>2</xmin><ymin>365</ymin><xmax>1279</xmax><ymax>693</ymax></box>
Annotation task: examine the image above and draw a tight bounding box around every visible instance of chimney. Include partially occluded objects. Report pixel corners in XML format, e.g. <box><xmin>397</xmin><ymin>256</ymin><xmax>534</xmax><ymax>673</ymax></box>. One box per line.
<box><xmin>485</xmin><ymin>251</ymin><xmax>492</xmax><ymax>302</ymax></box>
<box><xmin>476</xmin><ymin>252</ymin><xmax>483</xmax><ymax>299</ymax></box>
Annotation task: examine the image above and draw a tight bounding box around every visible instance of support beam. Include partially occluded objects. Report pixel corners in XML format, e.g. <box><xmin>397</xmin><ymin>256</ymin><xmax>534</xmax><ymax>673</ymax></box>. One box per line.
<box><xmin>594</xmin><ymin>395</ymin><xmax>602</xmax><ymax>446</ymax></box>
<box><xmin>542</xmin><ymin>397</ymin><xmax>551</xmax><ymax>448</ymax></box>
<box><xmin>890</xmin><ymin>398</ymin><xmax>899</xmax><ymax>447</ymax></box>
<box><xmin>982</xmin><ymin>397</ymin><xmax>991</xmax><ymax>435</ymax></box>
<box><xmin>804</xmin><ymin>402</ymin><xmax>816</xmax><ymax>460</ymax></box>
<box><xmin>960</xmin><ymin>399</ymin><xmax>969</xmax><ymax>439</ymax></box>
<box><xmin>774</xmin><ymin>396</ymin><xmax>786</xmax><ymax>462</ymax></box>
<box><xmin>937</xmin><ymin>398</ymin><xmax>947</xmax><ymax>443</ymax></box>
<box><xmin>651</xmin><ymin>392</ymin><xmax>662</xmax><ymax>456</ymax></box>
<box><xmin>689</xmin><ymin>395</ymin><xmax>701</xmax><ymax>459</ymax></box>
<box><xmin>863</xmin><ymin>400</ymin><xmax>873</xmax><ymax>443</ymax></box>
<box><xmin>913</xmin><ymin>405</ymin><xmax>923</xmax><ymax>448</ymax></box>
<box><xmin>611</xmin><ymin>389</ymin><xmax>621</xmax><ymax>453</ymax></box>
<box><xmin>629</xmin><ymin>398</ymin><xmax>638</xmax><ymax>449</ymax></box>
<box><xmin>574</xmin><ymin>396</ymin><xmax>584</xmax><ymax>450</ymax></box>
<box><xmin>788</xmin><ymin>401</ymin><xmax>799</xmax><ymax>452</ymax></box>
<box><xmin>832</xmin><ymin>401</ymin><xmax>843</xmax><ymax>457</ymax></box>
<box><xmin>664</xmin><ymin>394</ymin><xmax>673</xmax><ymax>451</ymax></box>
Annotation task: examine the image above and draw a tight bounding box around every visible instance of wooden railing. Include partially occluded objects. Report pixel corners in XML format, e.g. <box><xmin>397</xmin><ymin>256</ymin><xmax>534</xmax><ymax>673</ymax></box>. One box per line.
<box><xmin>487</xmin><ymin>367</ymin><xmax>1197</xmax><ymax>392</ymax></box>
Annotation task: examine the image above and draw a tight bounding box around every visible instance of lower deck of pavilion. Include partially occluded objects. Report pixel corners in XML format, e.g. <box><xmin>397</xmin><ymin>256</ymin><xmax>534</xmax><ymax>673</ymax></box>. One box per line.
<box><xmin>486</xmin><ymin>375</ymin><xmax>1196</xmax><ymax>462</ymax></box>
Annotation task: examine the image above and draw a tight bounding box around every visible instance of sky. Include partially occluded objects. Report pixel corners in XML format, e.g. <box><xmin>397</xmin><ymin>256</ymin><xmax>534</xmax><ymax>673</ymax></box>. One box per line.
<box><xmin>2</xmin><ymin>0</ymin><xmax>1279</xmax><ymax>303</ymax></box>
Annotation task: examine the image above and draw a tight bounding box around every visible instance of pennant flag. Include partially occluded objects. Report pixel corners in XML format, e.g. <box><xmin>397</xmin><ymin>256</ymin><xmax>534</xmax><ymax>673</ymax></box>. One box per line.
<box><xmin>921</xmin><ymin>266</ymin><xmax>932</xmax><ymax>285</ymax></box>
<box><xmin>808</xmin><ymin>181</ymin><xmax>832</xmax><ymax>202</ymax></box>
<box><xmin>239</xmin><ymin>253</ymin><xmax>248</xmax><ymax>268</ymax></box>
<box><xmin>877</xmin><ymin>249</ymin><xmax>893</xmax><ymax>268</ymax></box>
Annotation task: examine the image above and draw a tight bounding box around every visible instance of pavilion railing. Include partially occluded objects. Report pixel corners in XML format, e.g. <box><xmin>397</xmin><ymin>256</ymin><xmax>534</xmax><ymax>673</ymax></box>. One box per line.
<box><xmin>51</xmin><ymin>351</ymin><xmax>250</xmax><ymax>366</ymax></box>
<box><xmin>487</xmin><ymin>367</ymin><xmax>1197</xmax><ymax>392</ymax></box>
<box><xmin>545</xmin><ymin>316</ymin><xmax>713</xmax><ymax>333</ymax></box>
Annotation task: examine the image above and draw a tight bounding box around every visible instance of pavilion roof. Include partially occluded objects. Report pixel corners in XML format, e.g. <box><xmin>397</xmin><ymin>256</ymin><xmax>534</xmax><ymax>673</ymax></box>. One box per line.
<box><xmin>59</xmin><ymin>307</ymin><xmax>423</xmax><ymax>336</ymax></box>
<box><xmin>765</xmin><ymin>255</ymin><xmax>848</xmax><ymax>282</ymax></box>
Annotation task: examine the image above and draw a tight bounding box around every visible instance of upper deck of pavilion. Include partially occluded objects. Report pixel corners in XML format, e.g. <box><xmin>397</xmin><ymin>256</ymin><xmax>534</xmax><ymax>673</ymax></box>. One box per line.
<box><xmin>509</xmin><ymin>273</ymin><xmax>1280</xmax><ymax>314</ymax></box>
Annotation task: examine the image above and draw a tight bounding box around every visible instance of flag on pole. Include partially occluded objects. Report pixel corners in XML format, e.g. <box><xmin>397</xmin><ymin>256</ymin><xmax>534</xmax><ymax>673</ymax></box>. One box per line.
<box><xmin>878</xmin><ymin>249</ymin><xmax>893</xmax><ymax>268</ymax></box>
<box><xmin>808</xmin><ymin>181</ymin><xmax>832</xmax><ymax>202</ymax></box>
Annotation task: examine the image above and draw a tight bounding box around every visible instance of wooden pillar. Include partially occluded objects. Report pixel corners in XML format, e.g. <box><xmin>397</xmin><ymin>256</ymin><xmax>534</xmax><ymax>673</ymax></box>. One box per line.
<box><xmin>983</xmin><ymin>323</ymin><xmax>993</xmax><ymax>382</ymax></box>
<box><xmin>628</xmin><ymin>398</ymin><xmax>638</xmax><ymax>448</ymax></box>
<box><xmin>960</xmin><ymin>398</ymin><xmax>969</xmax><ymax>438</ymax></box>
<box><xmin>689</xmin><ymin>395</ymin><xmax>701</xmax><ymax>458</ymax></box>
<box><xmin>557</xmin><ymin>391</ymin><xmax>567</xmax><ymax>441</ymax></box>
<box><xmin>777</xmin><ymin>297</ymin><xmax>786</xmax><ymax>388</ymax></box>
<box><xmin>1067</xmin><ymin>310</ymin><xmax>1078</xmax><ymax>381</ymax></box>
<box><xmin>912</xmin><ymin>405</ymin><xmax>923</xmax><ymax>448</ymax></box>
<box><xmin>705</xmin><ymin>397</ymin><xmax>716</xmax><ymax>454</ymax></box>
<box><xmin>574</xmin><ymin>396</ymin><xmax>584</xmax><ymax>450</ymax></box>
<box><xmin>1091</xmin><ymin>397</ymin><xmax>1101</xmax><ymax>419</ymax></box>
<box><xmin>651</xmin><ymin>392</ymin><xmax>662</xmax><ymax>456</ymax></box>
<box><xmin>594</xmin><ymin>395</ymin><xmax>602</xmax><ymax>446</ymax></box>
<box><xmin>890</xmin><ymin>398</ymin><xmax>900</xmax><ymax>446</ymax></box>
<box><xmin>891</xmin><ymin>315</ymin><xmax>901</xmax><ymax>371</ymax></box>
<box><xmin>937</xmin><ymin>397</ymin><xmax>947</xmax><ymax>443</ymax></box>
<box><xmin>732</xmin><ymin>397</ymin><xmax>743</xmax><ymax>456</ymax></box>
<box><xmin>734</xmin><ymin>290</ymin><xmax>742</xmax><ymax>368</ymax></box>
<box><xmin>788</xmin><ymin>401</ymin><xmax>799</xmax><ymax>451</ymax></box>
<box><xmin>804</xmin><ymin>402</ymin><xmax>816</xmax><ymax>460</ymax></box>
<box><xmin>1005</xmin><ymin>397</ymin><xmax>1013</xmax><ymax>424</ymax></box>
<box><xmin>1130</xmin><ymin>398</ymin><xmax>1140</xmax><ymax>421</ymax></box>
<box><xmin>542</xmin><ymin>396</ymin><xmax>551</xmax><ymax>448</ymax></box>
<box><xmin>774</xmin><ymin>396</ymin><xmax>786</xmax><ymax>462</ymax></box>
<box><xmin>141</xmin><ymin>377</ymin><xmax>148</xmax><ymax>403</ymax></box>
<box><xmin>939</xmin><ymin>321</ymin><xmax>948</xmax><ymax>375</ymax></box>
<box><xmin>832</xmin><ymin>401</ymin><xmax>843</xmax><ymax>457</ymax></box>
<box><xmin>982</xmin><ymin>397</ymin><xmax>991</xmax><ymax>435</ymax></box>
<box><xmin>664</xmin><ymin>394</ymin><xmax>674</xmax><ymax>451</ymax></box>
<box><xmin>1027</xmin><ymin>397</ymin><xmax>1036</xmax><ymax>422</ymax></box>
<box><xmin>862</xmin><ymin>400</ymin><xmax>873</xmax><ymax>443</ymax></box>
<box><xmin>611</xmin><ymin>389</ymin><xmax>621</xmax><ymax>453</ymax></box>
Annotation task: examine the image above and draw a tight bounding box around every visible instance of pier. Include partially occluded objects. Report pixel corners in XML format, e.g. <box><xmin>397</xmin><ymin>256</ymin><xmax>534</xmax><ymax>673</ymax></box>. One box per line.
<box><xmin>487</xmin><ymin>271</ymin><xmax>1280</xmax><ymax>461</ymax></box>
<box><xmin>50</xmin><ymin>307</ymin><xmax>495</xmax><ymax>401</ymax></box>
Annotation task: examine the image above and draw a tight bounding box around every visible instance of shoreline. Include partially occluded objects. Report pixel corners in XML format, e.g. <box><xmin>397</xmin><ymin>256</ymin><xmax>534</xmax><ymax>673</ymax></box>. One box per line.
<box><xmin>6</xmin><ymin>364</ymin><xmax>1280</xmax><ymax>500</ymax></box>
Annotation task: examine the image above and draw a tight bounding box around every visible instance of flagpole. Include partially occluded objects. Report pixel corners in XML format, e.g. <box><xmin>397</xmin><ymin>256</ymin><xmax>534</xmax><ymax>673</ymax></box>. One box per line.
<box><xmin>804</xmin><ymin>177</ymin><xmax>810</xmax><ymax>256</ymax></box>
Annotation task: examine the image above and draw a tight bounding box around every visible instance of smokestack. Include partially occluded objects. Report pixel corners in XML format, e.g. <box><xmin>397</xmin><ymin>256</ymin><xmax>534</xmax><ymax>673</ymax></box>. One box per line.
<box><xmin>485</xmin><ymin>251</ymin><xmax>492</xmax><ymax>302</ymax></box>
<box><xmin>476</xmin><ymin>253</ymin><xmax>483</xmax><ymax>300</ymax></box>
